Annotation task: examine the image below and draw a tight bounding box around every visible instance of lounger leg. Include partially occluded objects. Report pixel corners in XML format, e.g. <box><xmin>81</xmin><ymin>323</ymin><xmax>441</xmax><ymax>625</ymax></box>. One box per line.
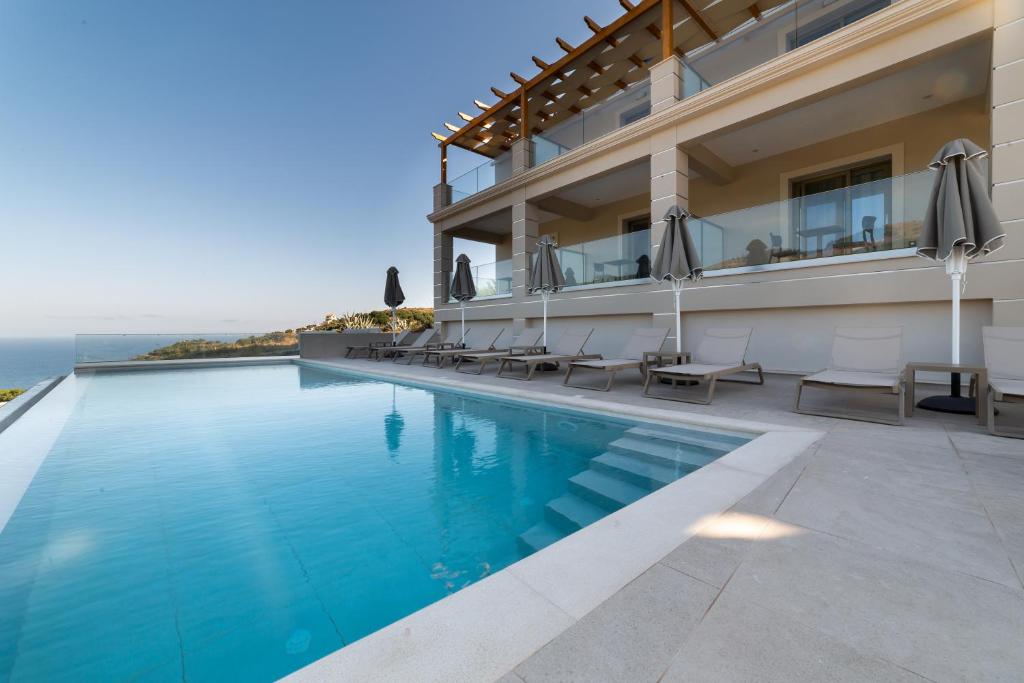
<box><xmin>704</xmin><ymin>377</ymin><xmax>717</xmax><ymax>405</ymax></box>
<box><xmin>562</xmin><ymin>365</ymin><xmax>574</xmax><ymax>386</ymax></box>
<box><xmin>897</xmin><ymin>382</ymin><xmax>905</xmax><ymax>425</ymax></box>
<box><xmin>525</xmin><ymin>362</ymin><xmax>537</xmax><ymax>381</ymax></box>
<box><xmin>603</xmin><ymin>371</ymin><xmax>615</xmax><ymax>392</ymax></box>
<box><xmin>497</xmin><ymin>358</ymin><xmax>509</xmax><ymax>378</ymax></box>
<box><xmin>754</xmin><ymin>364</ymin><xmax>765</xmax><ymax>385</ymax></box>
<box><xmin>643</xmin><ymin>370</ymin><xmax>654</xmax><ymax>397</ymax></box>
<box><xmin>988</xmin><ymin>388</ymin><xmax>998</xmax><ymax>436</ymax></box>
<box><xmin>794</xmin><ymin>381</ymin><xmax>805</xmax><ymax>414</ymax></box>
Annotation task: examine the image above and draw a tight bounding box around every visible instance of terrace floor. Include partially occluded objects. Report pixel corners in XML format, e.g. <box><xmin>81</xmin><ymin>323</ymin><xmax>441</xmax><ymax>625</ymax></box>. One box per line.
<box><xmin>311</xmin><ymin>355</ymin><xmax>1024</xmax><ymax>682</ymax></box>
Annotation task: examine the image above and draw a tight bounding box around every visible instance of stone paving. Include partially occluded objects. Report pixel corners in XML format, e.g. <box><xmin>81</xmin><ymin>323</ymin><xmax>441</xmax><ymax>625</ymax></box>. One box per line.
<box><xmin>315</xmin><ymin>355</ymin><xmax>1024</xmax><ymax>682</ymax></box>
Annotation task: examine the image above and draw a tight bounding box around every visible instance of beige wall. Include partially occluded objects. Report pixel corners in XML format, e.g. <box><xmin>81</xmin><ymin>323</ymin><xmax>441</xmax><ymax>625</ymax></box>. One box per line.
<box><xmin>494</xmin><ymin>234</ymin><xmax>514</xmax><ymax>262</ymax></box>
<box><xmin>539</xmin><ymin>193</ymin><xmax>650</xmax><ymax>247</ymax></box>
<box><xmin>690</xmin><ymin>96</ymin><xmax>991</xmax><ymax>217</ymax></box>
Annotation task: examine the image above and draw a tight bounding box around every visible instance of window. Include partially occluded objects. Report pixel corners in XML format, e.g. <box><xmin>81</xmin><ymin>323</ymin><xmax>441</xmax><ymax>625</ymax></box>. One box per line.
<box><xmin>791</xmin><ymin>159</ymin><xmax>892</xmax><ymax>257</ymax></box>
<box><xmin>787</xmin><ymin>0</ymin><xmax>891</xmax><ymax>51</ymax></box>
<box><xmin>622</xmin><ymin>215</ymin><xmax>652</xmax><ymax>279</ymax></box>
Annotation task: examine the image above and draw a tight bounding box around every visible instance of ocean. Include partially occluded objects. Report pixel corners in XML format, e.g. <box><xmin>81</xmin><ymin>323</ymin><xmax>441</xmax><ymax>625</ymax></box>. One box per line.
<box><xmin>0</xmin><ymin>338</ymin><xmax>75</xmax><ymax>389</ymax></box>
<box><xmin>0</xmin><ymin>335</ymin><xmax>267</xmax><ymax>389</ymax></box>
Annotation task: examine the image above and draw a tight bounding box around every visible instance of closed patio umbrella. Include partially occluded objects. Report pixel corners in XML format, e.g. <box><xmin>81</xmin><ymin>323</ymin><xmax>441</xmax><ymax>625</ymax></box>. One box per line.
<box><xmin>529</xmin><ymin>235</ymin><xmax>565</xmax><ymax>348</ymax></box>
<box><xmin>651</xmin><ymin>206</ymin><xmax>703</xmax><ymax>354</ymax></box>
<box><xmin>384</xmin><ymin>266</ymin><xmax>405</xmax><ymax>344</ymax></box>
<box><xmin>450</xmin><ymin>254</ymin><xmax>477</xmax><ymax>344</ymax></box>
<box><xmin>917</xmin><ymin>138</ymin><xmax>1005</xmax><ymax>413</ymax></box>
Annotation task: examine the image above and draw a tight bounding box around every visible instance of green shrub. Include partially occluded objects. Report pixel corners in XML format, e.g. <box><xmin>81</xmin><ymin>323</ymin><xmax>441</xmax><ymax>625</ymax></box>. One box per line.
<box><xmin>0</xmin><ymin>388</ymin><xmax>25</xmax><ymax>402</ymax></box>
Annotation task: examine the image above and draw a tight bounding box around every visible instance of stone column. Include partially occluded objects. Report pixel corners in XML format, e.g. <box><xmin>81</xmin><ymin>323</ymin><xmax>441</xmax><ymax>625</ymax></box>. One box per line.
<box><xmin>991</xmin><ymin>1</ymin><xmax>1024</xmax><ymax>323</ymax></box>
<box><xmin>650</xmin><ymin>129</ymin><xmax>689</xmax><ymax>351</ymax></box>
<box><xmin>433</xmin><ymin>229</ymin><xmax>453</xmax><ymax>308</ymax></box>
<box><xmin>649</xmin><ymin>55</ymin><xmax>684</xmax><ymax>115</ymax></box>
<box><xmin>511</xmin><ymin>193</ymin><xmax>540</xmax><ymax>299</ymax></box>
<box><xmin>511</xmin><ymin>138</ymin><xmax>533</xmax><ymax>176</ymax></box>
<box><xmin>433</xmin><ymin>183</ymin><xmax>452</xmax><ymax>212</ymax></box>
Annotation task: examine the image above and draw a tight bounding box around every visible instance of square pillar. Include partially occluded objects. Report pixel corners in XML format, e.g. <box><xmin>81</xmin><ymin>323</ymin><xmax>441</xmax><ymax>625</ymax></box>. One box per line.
<box><xmin>512</xmin><ymin>138</ymin><xmax>533</xmax><ymax>176</ymax></box>
<box><xmin>650</xmin><ymin>132</ymin><xmax>689</xmax><ymax>262</ymax></box>
<box><xmin>433</xmin><ymin>183</ymin><xmax>452</xmax><ymax>212</ymax></box>
<box><xmin>511</xmin><ymin>198</ymin><xmax>540</xmax><ymax>298</ymax></box>
<box><xmin>650</xmin><ymin>55</ymin><xmax>684</xmax><ymax>114</ymax></box>
<box><xmin>433</xmin><ymin>229</ymin><xmax>454</xmax><ymax>307</ymax></box>
<box><xmin>992</xmin><ymin>3</ymin><xmax>1024</xmax><ymax>258</ymax></box>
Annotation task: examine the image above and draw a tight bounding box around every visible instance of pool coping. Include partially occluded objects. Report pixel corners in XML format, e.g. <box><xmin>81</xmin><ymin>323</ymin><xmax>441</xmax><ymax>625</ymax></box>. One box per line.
<box><xmin>285</xmin><ymin>359</ymin><xmax>824</xmax><ymax>682</ymax></box>
<box><xmin>0</xmin><ymin>375</ymin><xmax>65</xmax><ymax>436</ymax></box>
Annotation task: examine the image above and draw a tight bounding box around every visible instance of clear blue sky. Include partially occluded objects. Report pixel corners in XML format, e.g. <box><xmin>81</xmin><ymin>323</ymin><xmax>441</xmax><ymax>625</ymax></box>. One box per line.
<box><xmin>0</xmin><ymin>0</ymin><xmax>625</xmax><ymax>336</ymax></box>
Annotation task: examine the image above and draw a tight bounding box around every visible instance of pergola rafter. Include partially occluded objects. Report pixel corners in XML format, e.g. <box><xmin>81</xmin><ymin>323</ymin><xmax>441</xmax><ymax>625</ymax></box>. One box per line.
<box><xmin>436</xmin><ymin>0</ymin><xmax>779</xmax><ymax>179</ymax></box>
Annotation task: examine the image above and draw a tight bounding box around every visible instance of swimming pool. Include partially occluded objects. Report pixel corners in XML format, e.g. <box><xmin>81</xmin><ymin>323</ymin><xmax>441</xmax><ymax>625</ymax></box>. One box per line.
<box><xmin>0</xmin><ymin>363</ymin><xmax>748</xmax><ymax>682</ymax></box>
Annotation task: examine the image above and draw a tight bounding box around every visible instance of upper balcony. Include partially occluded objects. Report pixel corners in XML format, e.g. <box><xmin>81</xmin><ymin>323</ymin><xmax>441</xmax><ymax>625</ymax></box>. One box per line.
<box><xmin>433</xmin><ymin>0</ymin><xmax>901</xmax><ymax>206</ymax></box>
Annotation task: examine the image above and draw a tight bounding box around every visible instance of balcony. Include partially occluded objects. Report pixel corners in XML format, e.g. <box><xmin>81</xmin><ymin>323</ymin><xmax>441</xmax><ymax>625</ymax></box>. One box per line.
<box><xmin>450</xmin><ymin>150</ymin><xmax>514</xmax><ymax>204</ymax></box>
<box><xmin>689</xmin><ymin>169</ymin><xmax>931</xmax><ymax>273</ymax></box>
<box><xmin>445</xmin><ymin>258</ymin><xmax>514</xmax><ymax>302</ymax></box>
<box><xmin>556</xmin><ymin>229</ymin><xmax>652</xmax><ymax>288</ymax></box>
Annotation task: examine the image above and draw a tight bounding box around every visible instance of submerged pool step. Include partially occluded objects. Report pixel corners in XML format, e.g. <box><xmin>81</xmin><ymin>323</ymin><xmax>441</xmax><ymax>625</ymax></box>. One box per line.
<box><xmin>545</xmin><ymin>494</ymin><xmax>607</xmax><ymax>534</ymax></box>
<box><xmin>517</xmin><ymin>522</ymin><xmax>564</xmax><ymax>556</ymax></box>
<box><xmin>624</xmin><ymin>425</ymin><xmax>747</xmax><ymax>451</ymax></box>
<box><xmin>608</xmin><ymin>435</ymin><xmax>724</xmax><ymax>470</ymax></box>
<box><xmin>569</xmin><ymin>469</ymin><xmax>649</xmax><ymax>510</ymax></box>
<box><xmin>590</xmin><ymin>451</ymin><xmax>691</xmax><ymax>490</ymax></box>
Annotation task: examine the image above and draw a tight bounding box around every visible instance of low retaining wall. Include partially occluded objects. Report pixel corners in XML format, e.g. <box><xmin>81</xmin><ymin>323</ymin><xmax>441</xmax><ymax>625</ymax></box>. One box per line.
<box><xmin>0</xmin><ymin>376</ymin><xmax>65</xmax><ymax>435</ymax></box>
<box><xmin>299</xmin><ymin>331</ymin><xmax>393</xmax><ymax>359</ymax></box>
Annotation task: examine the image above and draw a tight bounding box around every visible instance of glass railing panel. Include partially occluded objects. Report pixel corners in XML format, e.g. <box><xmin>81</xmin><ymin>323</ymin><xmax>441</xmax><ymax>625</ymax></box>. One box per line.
<box><xmin>689</xmin><ymin>169</ymin><xmax>932</xmax><ymax>272</ymax></box>
<box><xmin>533</xmin><ymin>78</ymin><xmax>650</xmax><ymax>165</ymax></box>
<box><xmin>445</xmin><ymin>259</ymin><xmax>514</xmax><ymax>302</ymax></box>
<box><xmin>557</xmin><ymin>228</ymin><xmax>651</xmax><ymax>287</ymax></box>
<box><xmin>449</xmin><ymin>150</ymin><xmax>513</xmax><ymax>203</ymax></box>
<box><xmin>685</xmin><ymin>0</ymin><xmax>892</xmax><ymax>92</ymax></box>
<box><xmin>74</xmin><ymin>333</ymin><xmax>300</xmax><ymax>364</ymax></box>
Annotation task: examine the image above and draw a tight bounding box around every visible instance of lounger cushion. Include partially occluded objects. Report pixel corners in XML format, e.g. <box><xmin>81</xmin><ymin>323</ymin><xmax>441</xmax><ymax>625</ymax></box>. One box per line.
<box><xmin>649</xmin><ymin>363</ymin><xmax>742</xmax><ymax>377</ymax></box>
<box><xmin>802</xmin><ymin>370</ymin><xmax>901</xmax><ymax>390</ymax></box>
<box><xmin>990</xmin><ymin>377</ymin><xmax>1024</xmax><ymax>399</ymax></box>
<box><xmin>570</xmin><ymin>359</ymin><xmax>641</xmax><ymax>369</ymax></box>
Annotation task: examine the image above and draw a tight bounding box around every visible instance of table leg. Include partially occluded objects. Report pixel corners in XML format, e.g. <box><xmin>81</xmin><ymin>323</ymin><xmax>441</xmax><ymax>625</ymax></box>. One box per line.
<box><xmin>906</xmin><ymin>368</ymin><xmax>915</xmax><ymax>417</ymax></box>
<box><xmin>976</xmin><ymin>370</ymin><xmax>986</xmax><ymax>425</ymax></box>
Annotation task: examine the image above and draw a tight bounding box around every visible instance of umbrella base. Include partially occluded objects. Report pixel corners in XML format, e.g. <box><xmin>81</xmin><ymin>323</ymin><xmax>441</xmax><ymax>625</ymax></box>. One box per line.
<box><xmin>916</xmin><ymin>395</ymin><xmax>976</xmax><ymax>415</ymax></box>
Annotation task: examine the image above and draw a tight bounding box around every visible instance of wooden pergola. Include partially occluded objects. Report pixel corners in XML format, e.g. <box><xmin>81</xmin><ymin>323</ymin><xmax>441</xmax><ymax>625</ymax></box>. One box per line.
<box><xmin>434</xmin><ymin>0</ymin><xmax>786</xmax><ymax>183</ymax></box>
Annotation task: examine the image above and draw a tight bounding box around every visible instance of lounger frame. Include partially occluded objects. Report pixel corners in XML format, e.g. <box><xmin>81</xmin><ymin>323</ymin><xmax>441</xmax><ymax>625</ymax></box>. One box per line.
<box><xmin>794</xmin><ymin>377</ymin><xmax>905</xmax><ymax>426</ymax></box>
<box><xmin>643</xmin><ymin>363</ymin><xmax>764</xmax><ymax>404</ymax></box>
<box><xmin>498</xmin><ymin>353</ymin><xmax>602</xmax><ymax>381</ymax></box>
<box><xmin>563</xmin><ymin>361</ymin><xmax>645</xmax><ymax>391</ymax></box>
<box><xmin>987</xmin><ymin>388</ymin><xmax>1024</xmax><ymax>439</ymax></box>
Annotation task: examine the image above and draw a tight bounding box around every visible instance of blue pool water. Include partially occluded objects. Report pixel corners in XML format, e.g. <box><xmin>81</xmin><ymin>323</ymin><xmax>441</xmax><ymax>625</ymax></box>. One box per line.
<box><xmin>0</xmin><ymin>363</ymin><xmax>747</xmax><ymax>681</ymax></box>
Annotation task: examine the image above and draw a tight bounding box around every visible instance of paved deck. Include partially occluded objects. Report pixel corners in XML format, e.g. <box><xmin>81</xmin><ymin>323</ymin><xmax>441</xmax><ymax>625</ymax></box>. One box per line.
<box><xmin>312</xmin><ymin>356</ymin><xmax>1024</xmax><ymax>682</ymax></box>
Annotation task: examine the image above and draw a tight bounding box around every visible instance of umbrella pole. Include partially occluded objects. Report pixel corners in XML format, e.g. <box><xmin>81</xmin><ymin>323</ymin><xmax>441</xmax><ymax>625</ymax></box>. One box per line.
<box><xmin>948</xmin><ymin>246</ymin><xmax>965</xmax><ymax>397</ymax></box>
<box><xmin>542</xmin><ymin>292</ymin><xmax>549</xmax><ymax>350</ymax></box>
<box><xmin>673</xmin><ymin>281</ymin><xmax>683</xmax><ymax>355</ymax></box>
<box><xmin>460</xmin><ymin>301</ymin><xmax>466</xmax><ymax>346</ymax></box>
<box><xmin>391</xmin><ymin>307</ymin><xmax>397</xmax><ymax>344</ymax></box>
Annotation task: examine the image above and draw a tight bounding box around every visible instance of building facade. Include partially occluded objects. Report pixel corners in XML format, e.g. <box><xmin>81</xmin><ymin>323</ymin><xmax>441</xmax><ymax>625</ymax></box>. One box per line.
<box><xmin>429</xmin><ymin>0</ymin><xmax>1023</xmax><ymax>373</ymax></box>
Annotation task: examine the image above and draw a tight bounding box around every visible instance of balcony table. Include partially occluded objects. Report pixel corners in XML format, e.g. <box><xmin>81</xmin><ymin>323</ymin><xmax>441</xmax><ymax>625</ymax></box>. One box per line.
<box><xmin>905</xmin><ymin>361</ymin><xmax>988</xmax><ymax>424</ymax></box>
<box><xmin>796</xmin><ymin>224</ymin><xmax>846</xmax><ymax>257</ymax></box>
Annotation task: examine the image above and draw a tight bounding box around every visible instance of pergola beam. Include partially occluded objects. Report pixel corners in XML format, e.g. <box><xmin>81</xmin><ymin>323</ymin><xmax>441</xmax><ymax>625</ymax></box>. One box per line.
<box><xmin>679</xmin><ymin>0</ymin><xmax>719</xmax><ymax>41</ymax></box>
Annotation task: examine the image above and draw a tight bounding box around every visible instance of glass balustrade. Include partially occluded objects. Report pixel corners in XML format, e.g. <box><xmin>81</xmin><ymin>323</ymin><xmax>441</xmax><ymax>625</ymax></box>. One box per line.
<box><xmin>445</xmin><ymin>259</ymin><xmax>514</xmax><ymax>302</ymax></box>
<box><xmin>75</xmin><ymin>333</ymin><xmax>300</xmax><ymax>363</ymax></box>
<box><xmin>533</xmin><ymin>78</ymin><xmax>652</xmax><ymax>166</ymax></box>
<box><xmin>449</xmin><ymin>150</ymin><xmax>514</xmax><ymax>204</ymax></box>
<box><xmin>688</xmin><ymin>169</ymin><xmax>932</xmax><ymax>272</ymax></box>
<box><xmin>556</xmin><ymin>229</ymin><xmax>652</xmax><ymax>287</ymax></box>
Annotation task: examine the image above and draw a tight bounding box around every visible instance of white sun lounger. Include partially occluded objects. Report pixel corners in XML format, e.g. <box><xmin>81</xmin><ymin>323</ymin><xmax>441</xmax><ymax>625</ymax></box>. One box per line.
<box><xmin>393</xmin><ymin>327</ymin><xmax>468</xmax><ymax>365</ymax></box>
<box><xmin>643</xmin><ymin>328</ymin><xmax>763</xmax><ymax>404</ymax></box>
<box><xmin>454</xmin><ymin>329</ymin><xmax>545</xmax><ymax>375</ymax></box>
<box><xmin>794</xmin><ymin>327</ymin><xmax>905</xmax><ymax>425</ymax></box>
<box><xmin>422</xmin><ymin>328</ymin><xmax>506</xmax><ymax>367</ymax></box>
<box><xmin>376</xmin><ymin>328</ymin><xmax>439</xmax><ymax>361</ymax></box>
<box><xmin>497</xmin><ymin>328</ymin><xmax>597</xmax><ymax>381</ymax></box>
<box><xmin>981</xmin><ymin>326</ymin><xmax>1024</xmax><ymax>438</ymax></box>
<box><xmin>563</xmin><ymin>327</ymin><xmax>670</xmax><ymax>391</ymax></box>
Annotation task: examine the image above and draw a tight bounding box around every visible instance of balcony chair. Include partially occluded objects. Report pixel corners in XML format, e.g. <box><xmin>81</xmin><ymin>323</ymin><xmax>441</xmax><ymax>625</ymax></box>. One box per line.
<box><xmin>768</xmin><ymin>233</ymin><xmax>800</xmax><ymax>263</ymax></box>
<box><xmin>563</xmin><ymin>327</ymin><xmax>670</xmax><ymax>391</ymax></box>
<box><xmin>793</xmin><ymin>327</ymin><xmax>905</xmax><ymax>425</ymax></box>
<box><xmin>643</xmin><ymin>328</ymin><xmax>764</xmax><ymax>404</ymax></box>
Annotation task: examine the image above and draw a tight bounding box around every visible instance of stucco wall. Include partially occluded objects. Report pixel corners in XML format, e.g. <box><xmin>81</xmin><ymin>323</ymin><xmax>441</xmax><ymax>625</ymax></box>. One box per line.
<box><xmin>539</xmin><ymin>193</ymin><xmax>650</xmax><ymax>247</ymax></box>
<box><xmin>690</xmin><ymin>96</ymin><xmax>990</xmax><ymax>217</ymax></box>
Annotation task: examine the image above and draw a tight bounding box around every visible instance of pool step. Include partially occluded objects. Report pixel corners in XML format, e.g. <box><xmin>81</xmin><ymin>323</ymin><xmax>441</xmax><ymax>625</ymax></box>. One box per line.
<box><xmin>591</xmin><ymin>451</ymin><xmax>689</xmax><ymax>490</ymax></box>
<box><xmin>623</xmin><ymin>425</ymin><xmax>748</xmax><ymax>452</ymax></box>
<box><xmin>516</xmin><ymin>522</ymin><xmax>563</xmax><ymax>556</ymax></box>
<box><xmin>568</xmin><ymin>470</ymin><xmax>648</xmax><ymax>510</ymax></box>
<box><xmin>608</xmin><ymin>435</ymin><xmax>724</xmax><ymax>470</ymax></box>
<box><xmin>544</xmin><ymin>494</ymin><xmax>607</xmax><ymax>534</ymax></box>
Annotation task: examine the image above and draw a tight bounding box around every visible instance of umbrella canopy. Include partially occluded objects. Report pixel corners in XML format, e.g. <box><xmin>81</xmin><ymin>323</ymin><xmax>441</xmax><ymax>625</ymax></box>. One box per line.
<box><xmin>384</xmin><ymin>266</ymin><xmax>405</xmax><ymax>343</ymax></box>
<box><xmin>916</xmin><ymin>138</ymin><xmax>1005</xmax><ymax>412</ymax></box>
<box><xmin>529</xmin><ymin>235</ymin><xmax>565</xmax><ymax>348</ymax></box>
<box><xmin>650</xmin><ymin>206</ymin><xmax>703</xmax><ymax>353</ymax></box>
<box><xmin>917</xmin><ymin>138</ymin><xmax>1004</xmax><ymax>262</ymax></box>
<box><xmin>450</xmin><ymin>254</ymin><xmax>476</xmax><ymax>301</ymax></box>
<box><xmin>451</xmin><ymin>254</ymin><xmax>476</xmax><ymax>342</ymax></box>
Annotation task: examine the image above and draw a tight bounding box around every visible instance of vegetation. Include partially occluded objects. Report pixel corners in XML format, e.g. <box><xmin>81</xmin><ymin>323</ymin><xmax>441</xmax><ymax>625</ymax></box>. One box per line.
<box><xmin>135</xmin><ymin>308</ymin><xmax>434</xmax><ymax>361</ymax></box>
<box><xmin>0</xmin><ymin>388</ymin><xmax>26</xmax><ymax>402</ymax></box>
